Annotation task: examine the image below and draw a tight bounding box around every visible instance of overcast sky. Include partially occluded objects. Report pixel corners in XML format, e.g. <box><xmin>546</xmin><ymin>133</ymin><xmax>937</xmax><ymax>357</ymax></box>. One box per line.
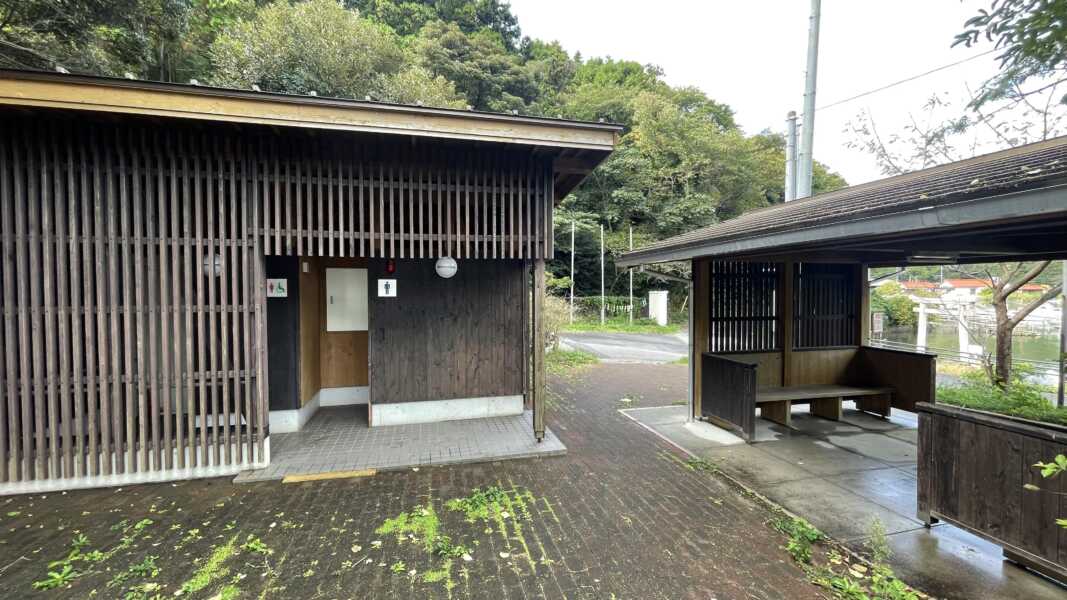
<box><xmin>509</xmin><ymin>0</ymin><xmax>1006</xmax><ymax>185</ymax></box>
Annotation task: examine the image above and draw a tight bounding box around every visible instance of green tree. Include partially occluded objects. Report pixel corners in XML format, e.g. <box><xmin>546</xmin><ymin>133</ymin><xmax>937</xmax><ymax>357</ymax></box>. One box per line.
<box><xmin>413</xmin><ymin>20</ymin><xmax>534</xmax><ymax>111</ymax></box>
<box><xmin>210</xmin><ymin>0</ymin><xmax>404</xmax><ymax>97</ymax></box>
<box><xmin>209</xmin><ymin>0</ymin><xmax>464</xmax><ymax>107</ymax></box>
<box><xmin>955</xmin><ymin>0</ymin><xmax>1067</xmax><ymax>106</ymax></box>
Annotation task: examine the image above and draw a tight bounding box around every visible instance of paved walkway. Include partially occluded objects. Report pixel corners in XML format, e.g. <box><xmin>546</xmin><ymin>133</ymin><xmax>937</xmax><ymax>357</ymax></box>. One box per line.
<box><xmin>625</xmin><ymin>402</ymin><xmax>1067</xmax><ymax>599</ymax></box>
<box><xmin>0</xmin><ymin>363</ymin><xmax>822</xmax><ymax>599</ymax></box>
<box><xmin>235</xmin><ymin>407</ymin><xmax>564</xmax><ymax>483</ymax></box>
<box><xmin>561</xmin><ymin>331</ymin><xmax>688</xmax><ymax>362</ymax></box>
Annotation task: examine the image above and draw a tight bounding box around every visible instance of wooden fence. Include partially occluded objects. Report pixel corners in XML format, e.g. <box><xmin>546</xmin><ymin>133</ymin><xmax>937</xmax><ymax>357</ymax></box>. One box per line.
<box><xmin>918</xmin><ymin>402</ymin><xmax>1067</xmax><ymax>582</ymax></box>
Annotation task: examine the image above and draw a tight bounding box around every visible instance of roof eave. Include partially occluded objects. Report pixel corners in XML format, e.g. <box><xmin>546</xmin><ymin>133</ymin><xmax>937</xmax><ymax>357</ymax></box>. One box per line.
<box><xmin>616</xmin><ymin>183</ymin><xmax>1067</xmax><ymax>268</ymax></box>
<box><xmin>0</xmin><ymin>69</ymin><xmax>622</xmax><ymax>152</ymax></box>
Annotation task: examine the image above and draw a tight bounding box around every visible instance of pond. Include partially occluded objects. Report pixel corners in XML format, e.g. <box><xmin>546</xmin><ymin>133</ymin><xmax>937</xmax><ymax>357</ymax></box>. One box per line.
<box><xmin>879</xmin><ymin>324</ymin><xmax>1061</xmax><ymax>364</ymax></box>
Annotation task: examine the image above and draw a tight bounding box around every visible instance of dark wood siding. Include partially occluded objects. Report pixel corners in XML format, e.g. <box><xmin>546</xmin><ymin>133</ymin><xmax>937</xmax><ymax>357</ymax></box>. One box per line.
<box><xmin>265</xmin><ymin>256</ymin><xmax>300</xmax><ymax>412</ymax></box>
<box><xmin>368</xmin><ymin>259</ymin><xmax>525</xmax><ymax>404</ymax></box>
<box><xmin>918</xmin><ymin>403</ymin><xmax>1067</xmax><ymax>581</ymax></box>
<box><xmin>0</xmin><ymin>114</ymin><xmax>268</xmax><ymax>484</ymax></box>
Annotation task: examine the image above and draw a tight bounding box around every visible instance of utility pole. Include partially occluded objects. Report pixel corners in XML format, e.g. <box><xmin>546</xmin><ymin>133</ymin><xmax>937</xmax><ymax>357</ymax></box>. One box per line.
<box><xmin>796</xmin><ymin>0</ymin><xmax>822</xmax><ymax>199</ymax></box>
<box><xmin>600</xmin><ymin>224</ymin><xmax>606</xmax><ymax>325</ymax></box>
<box><xmin>628</xmin><ymin>225</ymin><xmax>634</xmax><ymax>324</ymax></box>
<box><xmin>569</xmin><ymin>221</ymin><xmax>575</xmax><ymax>324</ymax></box>
<box><xmin>784</xmin><ymin>111</ymin><xmax>798</xmax><ymax>202</ymax></box>
<box><xmin>1059</xmin><ymin>260</ymin><xmax>1066</xmax><ymax>407</ymax></box>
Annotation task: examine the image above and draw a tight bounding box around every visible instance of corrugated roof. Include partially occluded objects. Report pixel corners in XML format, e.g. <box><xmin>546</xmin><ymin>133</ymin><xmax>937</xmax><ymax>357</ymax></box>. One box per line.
<box><xmin>621</xmin><ymin>135</ymin><xmax>1067</xmax><ymax>264</ymax></box>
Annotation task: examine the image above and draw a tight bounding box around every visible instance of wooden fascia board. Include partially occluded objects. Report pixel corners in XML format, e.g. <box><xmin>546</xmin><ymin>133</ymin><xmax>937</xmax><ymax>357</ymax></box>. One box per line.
<box><xmin>0</xmin><ymin>77</ymin><xmax>619</xmax><ymax>152</ymax></box>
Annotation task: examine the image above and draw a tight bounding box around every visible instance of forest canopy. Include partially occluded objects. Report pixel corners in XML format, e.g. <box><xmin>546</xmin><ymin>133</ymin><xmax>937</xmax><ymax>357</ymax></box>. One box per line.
<box><xmin>0</xmin><ymin>0</ymin><xmax>847</xmax><ymax>296</ymax></box>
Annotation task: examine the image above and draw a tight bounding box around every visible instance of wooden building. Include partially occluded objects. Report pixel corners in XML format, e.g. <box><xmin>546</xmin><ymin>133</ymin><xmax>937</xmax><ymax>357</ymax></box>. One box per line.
<box><xmin>0</xmin><ymin>70</ymin><xmax>619</xmax><ymax>494</ymax></box>
<box><xmin>619</xmin><ymin>137</ymin><xmax>1067</xmax><ymax>441</ymax></box>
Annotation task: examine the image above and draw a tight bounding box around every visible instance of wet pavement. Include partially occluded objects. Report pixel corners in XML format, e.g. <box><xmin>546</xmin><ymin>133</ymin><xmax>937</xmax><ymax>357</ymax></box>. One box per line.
<box><xmin>560</xmin><ymin>331</ymin><xmax>689</xmax><ymax>362</ymax></box>
<box><xmin>0</xmin><ymin>363</ymin><xmax>824</xmax><ymax>599</ymax></box>
<box><xmin>625</xmin><ymin>401</ymin><xmax>1067</xmax><ymax>599</ymax></box>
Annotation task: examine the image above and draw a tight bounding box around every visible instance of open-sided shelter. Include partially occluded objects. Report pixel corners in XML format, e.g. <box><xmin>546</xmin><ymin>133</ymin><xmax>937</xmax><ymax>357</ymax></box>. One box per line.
<box><xmin>620</xmin><ymin>137</ymin><xmax>1067</xmax><ymax>580</ymax></box>
<box><xmin>0</xmin><ymin>69</ymin><xmax>620</xmax><ymax>494</ymax></box>
<box><xmin>619</xmin><ymin>137</ymin><xmax>1067</xmax><ymax>440</ymax></box>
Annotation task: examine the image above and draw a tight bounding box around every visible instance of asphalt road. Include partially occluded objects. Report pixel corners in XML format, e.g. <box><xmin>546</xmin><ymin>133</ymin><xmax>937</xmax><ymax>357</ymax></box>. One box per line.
<box><xmin>560</xmin><ymin>330</ymin><xmax>689</xmax><ymax>362</ymax></box>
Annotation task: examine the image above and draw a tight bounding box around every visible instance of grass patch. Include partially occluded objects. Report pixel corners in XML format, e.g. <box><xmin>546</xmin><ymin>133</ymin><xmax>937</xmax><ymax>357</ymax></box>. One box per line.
<box><xmin>180</xmin><ymin>535</ymin><xmax>238</xmax><ymax>595</ymax></box>
<box><xmin>376</xmin><ymin>504</ymin><xmax>441</xmax><ymax>553</ymax></box>
<box><xmin>545</xmin><ymin>348</ymin><xmax>598</xmax><ymax>376</ymax></box>
<box><xmin>563</xmin><ymin>316</ymin><xmax>682</xmax><ymax>334</ymax></box>
<box><xmin>937</xmin><ymin>376</ymin><xmax>1067</xmax><ymax>427</ymax></box>
<box><xmin>672</xmin><ymin>355</ymin><xmax>689</xmax><ymax>365</ymax></box>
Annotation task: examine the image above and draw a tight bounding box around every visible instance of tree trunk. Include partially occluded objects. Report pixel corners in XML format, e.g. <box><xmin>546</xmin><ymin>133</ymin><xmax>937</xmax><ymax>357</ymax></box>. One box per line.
<box><xmin>993</xmin><ymin>297</ymin><xmax>1013</xmax><ymax>387</ymax></box>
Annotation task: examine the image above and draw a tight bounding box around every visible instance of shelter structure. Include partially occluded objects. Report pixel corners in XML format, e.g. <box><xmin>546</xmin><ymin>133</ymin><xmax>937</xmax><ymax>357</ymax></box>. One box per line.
<box><xmin>0</xmin><ymin>69</ymin><xmax>620</xmax><ymax>494</ymax></box>
<box><xmin>619</xmin><ymin>136</ymin><xmax>1067</xmax><ymax>440</ymax></box>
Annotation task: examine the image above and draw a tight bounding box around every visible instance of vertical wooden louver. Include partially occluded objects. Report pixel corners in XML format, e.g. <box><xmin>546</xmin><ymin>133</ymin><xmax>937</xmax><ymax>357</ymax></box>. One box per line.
<box><xmin>0</xmin><ymin>118</ymin><xmax>269</xmax><ymax>484</ymax></box>
<box><xmin>0</xmin><ymin>112</ymin><xmax>557</xmax><ymax>487</ymax></box>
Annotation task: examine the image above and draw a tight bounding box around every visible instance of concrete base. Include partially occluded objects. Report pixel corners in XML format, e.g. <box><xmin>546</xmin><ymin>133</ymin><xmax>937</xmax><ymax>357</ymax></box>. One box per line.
<box><xmin>269</xmin><ymin>386</ymin><xmax>369</xmax><ymax>433</ymax></box>
<box><xmin>0</xmin><ymin>438</ymin><xmax>270</xmax><ymax>496</ymax></box>
<box><xmin>371</xmin><ymin>394</ymin><xmax>523</xmax><ymax>427</ymax></box>
<box><xmin>320</xmin><ymin>386</ymin><xmax>368</xmax><ymax>406</ymax></box>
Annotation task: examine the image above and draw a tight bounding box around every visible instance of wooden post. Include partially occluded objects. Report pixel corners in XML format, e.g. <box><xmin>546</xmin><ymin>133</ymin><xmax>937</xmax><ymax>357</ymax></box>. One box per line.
<box><xmin>857</xmin><ymin>263</ymin><xmax>870</xmax><ymax>345</ymax></box>
<box><xmin>599</xmin><ymin>224</ymin><xmax>605</xmax><ymax>325</ymax></box>
<box><xmin>628</xmin><ymin>225</ymin><xmax>633</xmax><ymax>324</ymax></box>
<box><xmin>780</xmin><ymin>261</ymin><xmax>795</xmax><ymax>386</ymax></box>
<box><xmin>533</xmin><ymin>259</ymin><xmax>545</xmax><ymax>442</ymax></box>
<box><xmin>691</xmin><ymin>259</ymin><xmax>710</xmax><ymax>419</ymax></box>
<box><xmin>569</xmin><ymin>221</ymin><xmax>575</xmax><ymax>324</ymax></box>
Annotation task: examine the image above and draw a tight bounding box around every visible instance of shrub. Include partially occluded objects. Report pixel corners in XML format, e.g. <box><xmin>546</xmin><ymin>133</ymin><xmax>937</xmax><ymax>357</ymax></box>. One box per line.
<box><xmin>871</xmin><ymin>286</ymin><xmax>917</xmax><ymax>326</ymax></box>
<box><xmin>543</xmin><ymin>294</ymin><xmax>569</xmax><ymax>350</ymax></box>
<box><xmin>937</xmin><ymin>376</ymin><xmax>1067</xmax><ymax>427</ymax></box>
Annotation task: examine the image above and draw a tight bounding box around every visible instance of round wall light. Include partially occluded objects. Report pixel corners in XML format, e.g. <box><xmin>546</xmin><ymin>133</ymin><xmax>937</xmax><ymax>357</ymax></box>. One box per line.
<box><xmin>435</xmin><ymin>256</ymin><xmax>458</xmax><ymax>279</ymax></box>
<box><xmin>203</xmin><ymin>253</ymin><xmax>222</xmax><ymax>277</ymax></box>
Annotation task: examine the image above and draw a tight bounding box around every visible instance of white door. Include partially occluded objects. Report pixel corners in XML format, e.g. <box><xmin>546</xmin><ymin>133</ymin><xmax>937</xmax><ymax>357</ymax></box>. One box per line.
<box><xmin>325</xmin><ymin>268</ymin><xmax>368</xmax><ymax>332</ymax></box>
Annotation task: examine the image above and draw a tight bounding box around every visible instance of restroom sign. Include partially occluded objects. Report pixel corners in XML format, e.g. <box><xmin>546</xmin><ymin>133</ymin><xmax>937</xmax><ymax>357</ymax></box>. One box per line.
<box><xmin>266</xmin><ymin>278</ymin><xmax>288</xmax><ymax>298</ymax></box>
<box><xmin>377</xmin><ymin>279</ymin><xmax>397</xmax><ymax>297</ymax></box>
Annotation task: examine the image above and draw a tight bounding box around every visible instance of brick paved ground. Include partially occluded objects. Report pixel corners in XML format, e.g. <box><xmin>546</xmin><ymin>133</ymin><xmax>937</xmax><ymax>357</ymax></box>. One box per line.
<box><xmin>0</xmin><ymin>363</ymin><xmax>825</xmax><ymax>599</ymax></box>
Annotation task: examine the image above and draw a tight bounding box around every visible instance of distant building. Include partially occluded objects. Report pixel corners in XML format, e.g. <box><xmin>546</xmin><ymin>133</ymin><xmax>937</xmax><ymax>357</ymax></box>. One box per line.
<box><xmin>940</xmin><ymin>278</ymin><xmax>1046</xmax><ymax>302</ymax></box>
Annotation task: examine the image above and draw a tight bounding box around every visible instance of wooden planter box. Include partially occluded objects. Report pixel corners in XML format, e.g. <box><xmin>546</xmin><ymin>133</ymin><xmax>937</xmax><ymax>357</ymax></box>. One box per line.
<box><xmin>917</xmin><ymin>402</ymin><xmax>1067</xmax><ymax>582</ymax></box>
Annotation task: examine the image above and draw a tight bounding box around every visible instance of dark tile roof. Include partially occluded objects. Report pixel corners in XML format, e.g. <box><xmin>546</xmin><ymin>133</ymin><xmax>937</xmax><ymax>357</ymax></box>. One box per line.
<box><xmin>622</xmin><ymin>135</ymin><xmax>1067</xmax><ymax>263</ymax></box>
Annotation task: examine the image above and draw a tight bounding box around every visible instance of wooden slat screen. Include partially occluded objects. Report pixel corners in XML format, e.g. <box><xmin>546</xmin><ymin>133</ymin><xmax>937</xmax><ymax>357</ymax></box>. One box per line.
<box><xmin>707</xmin><ymin>261</ymin><xmax>779</xmax><ymax>353</ymax></box>
<box><xmin>793</xmin><ymin>263</ymin><xmax>857</xmax><ymax>349</ymax></box>
<box><xmin>0</xmin><ymin>116</ymin><xmax>268</xmax><ymax>484</ymax></box>
<box><xmin>253</xmin><ymin>134</ymin><xmax>555</xmax><ymax>260</ymax></box>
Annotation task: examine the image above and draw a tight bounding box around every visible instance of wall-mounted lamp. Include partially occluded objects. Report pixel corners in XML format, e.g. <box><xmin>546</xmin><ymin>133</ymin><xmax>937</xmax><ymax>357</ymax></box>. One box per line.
<box><xmin>435</xmin><ymin>257</ymin><xmax>458</xmax><ymax>279</ymax></box>
<box><xmin>203</xmin><ymin>253</ymin><xmax>222</xmax><ymax>277</ymax></box>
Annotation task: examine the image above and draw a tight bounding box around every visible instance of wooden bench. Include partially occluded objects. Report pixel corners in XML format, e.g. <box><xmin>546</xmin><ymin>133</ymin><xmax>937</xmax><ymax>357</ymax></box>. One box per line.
<box><xmin>756</xmin><ymin>384</ymin><xmax>894</xmax><ymax>429</ymax></box>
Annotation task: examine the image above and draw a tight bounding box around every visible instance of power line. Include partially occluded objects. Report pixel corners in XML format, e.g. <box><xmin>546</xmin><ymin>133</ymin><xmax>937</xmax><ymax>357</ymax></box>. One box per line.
<box><xmin>814</xmin><ymin>48</ymin><xmax>998</xmax><ymax>112</ymax></box>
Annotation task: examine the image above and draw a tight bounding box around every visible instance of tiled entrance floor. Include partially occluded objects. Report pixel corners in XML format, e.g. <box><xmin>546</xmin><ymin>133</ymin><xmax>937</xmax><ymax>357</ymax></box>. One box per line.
<box><xmin>234</xmin><ymin>406</ymin><xmax>565</xmax><ymax>483</ymax></box>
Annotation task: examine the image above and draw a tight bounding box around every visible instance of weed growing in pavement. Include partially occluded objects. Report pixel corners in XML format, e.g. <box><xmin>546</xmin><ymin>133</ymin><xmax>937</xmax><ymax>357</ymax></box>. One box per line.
<box><xmin>241</xmin><ymin>534</ymin><xmax>273</xmax><ymax>555</ymax></box>
<box><xmin>445</xmin><ymin>486</ymin><xmax>508</xmax><ymax>523</ymax></box>
<box><xmin>390</xmin><ymin>560</ymin><xmax>407</xmax><ymax>574</ymax></box>
<box><xmin>376</xmin><ymin>504</ymin><xmax>441</xmax><ymax>552</ymax></box>
<box><xmin>771</xmin><ymin>515</ymin><xmax>824</xmax><ymax>564</ymax></box>
<box><xmin>802</xmin><ymin>519</ymin><xmax>920</xmax><ymax>600</ymax></box>
<box><xmin>865</xmin><ymin>518</ymin><xmax>892</xmax><ymax>565</ymax></box>
<box><xmin>32</xmin><ymin>563</ymin><xmax>78</xmax><ymax>590</ymax></box>
<box><xmin>685</xmin><ymin>457</ymin><xmax>718</xmax><ymax>472</ymax></box>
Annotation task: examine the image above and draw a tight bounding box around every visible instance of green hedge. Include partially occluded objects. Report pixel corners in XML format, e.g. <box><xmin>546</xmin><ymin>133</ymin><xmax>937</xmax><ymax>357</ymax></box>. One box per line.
<box><xmin>937</xmin><ymin>376</ymin><xmax>1067</xmax><ymax>427</ymax></box>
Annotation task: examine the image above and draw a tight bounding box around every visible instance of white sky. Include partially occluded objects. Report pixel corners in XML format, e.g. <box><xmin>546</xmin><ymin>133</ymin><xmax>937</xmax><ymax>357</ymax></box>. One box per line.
<box><xmin>509</xmin><ymin>0</ymin><xmax>1005</xmax><ymax>185</ymax></box>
